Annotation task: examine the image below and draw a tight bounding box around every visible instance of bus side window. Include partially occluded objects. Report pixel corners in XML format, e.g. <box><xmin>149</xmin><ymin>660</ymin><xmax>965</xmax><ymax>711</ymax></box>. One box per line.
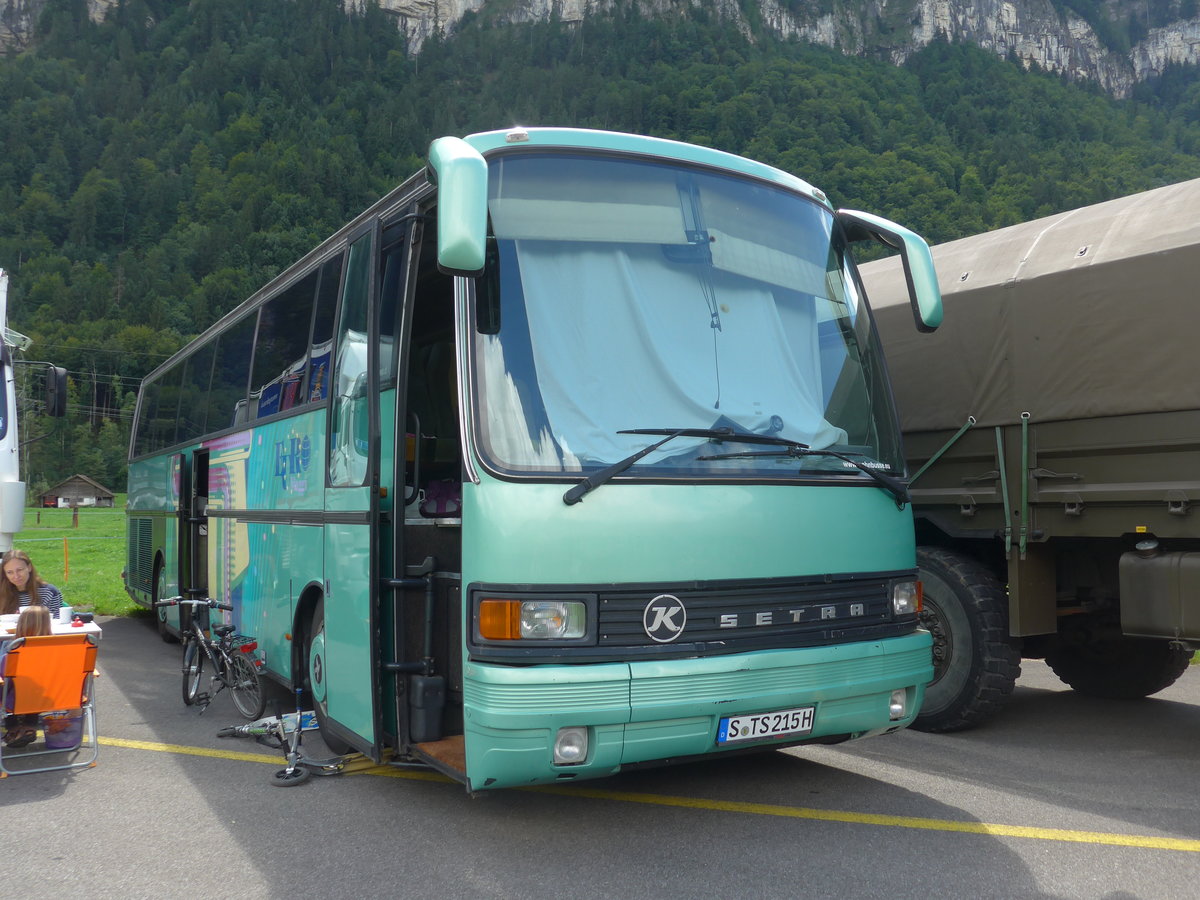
<box><xmin>249</xmin><ymin>270</ymin><xmax>319</xmax><ymax>418</ymax></box>
<box><xmin>308</xmin><ymin>254</ymin><xmax>341</xmax><ymax>403</ymax></box>
<box><xmin>330</xmin><ymin>233</ymin><xmax>373</xmax><ymax>487</ymax></box>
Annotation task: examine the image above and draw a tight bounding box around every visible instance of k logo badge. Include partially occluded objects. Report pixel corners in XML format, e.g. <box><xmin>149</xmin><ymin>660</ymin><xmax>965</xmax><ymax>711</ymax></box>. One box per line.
<box><xmin>643</xmin><ymin>594</ymin><xmax>686</xmax><ymax>643</ymax></box>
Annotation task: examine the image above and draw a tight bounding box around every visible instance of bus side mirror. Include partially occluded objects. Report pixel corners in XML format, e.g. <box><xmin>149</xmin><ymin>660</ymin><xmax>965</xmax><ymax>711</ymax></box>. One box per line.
<box><xmin>837</xmin><ymin>209</ymin><xmax>943</xmax><ymax>333</ymax></box>
<box><xmin>428</xmin><ymin>137</ymin><xmax>488</xmax><ymax>277</ymax></box>
<box><xmin>46</xmin><ymin>365</ymin><xmax>67</xmax><ymax>417</ymax></box>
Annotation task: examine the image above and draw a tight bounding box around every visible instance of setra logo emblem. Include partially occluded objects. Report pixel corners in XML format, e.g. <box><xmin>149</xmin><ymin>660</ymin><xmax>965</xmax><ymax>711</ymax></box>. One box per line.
<box><xmin>643</xmin><ymin>594</ymin><xmax>687</xmax><ymax>643</ymax></box>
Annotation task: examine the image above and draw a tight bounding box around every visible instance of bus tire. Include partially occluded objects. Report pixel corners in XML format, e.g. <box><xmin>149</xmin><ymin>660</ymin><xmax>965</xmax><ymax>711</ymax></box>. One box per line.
<box><xmin>1046</xmin><ymin>616</ymin><xmax>1192</xmax><ymax>699</ymax></box>
<box><xmin>307</xmin><ymin>597</ymin><xmax>353</xmax><ymax>755</ymax></box>
<box><xmin>914</xmin><ymin>547</ymin><xmax>1021</xmax><ymax>733</ymax></box>
<box><xmin>153</xmin><ymin>563</ymin><xmax>178</xmax><ymax>644</ymax></box>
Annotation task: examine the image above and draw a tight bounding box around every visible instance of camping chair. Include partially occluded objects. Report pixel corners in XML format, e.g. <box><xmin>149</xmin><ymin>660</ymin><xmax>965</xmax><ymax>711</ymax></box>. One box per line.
<box><xmin>0</xmin><ymin>633</ymin><xmax>99</xmax><ymax>777</ymax></box>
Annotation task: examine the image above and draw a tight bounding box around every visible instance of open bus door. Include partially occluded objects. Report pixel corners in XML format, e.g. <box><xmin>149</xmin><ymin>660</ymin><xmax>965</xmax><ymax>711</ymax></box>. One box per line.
<box><xmin>157</xmin><ymin>450</ymin><xmax>208</xmax><ymax>637</ymax></box>
<box><xmin>315</xmin><ymin>228</ymin><xmax>382</xmax><ymax>757</ymax></box>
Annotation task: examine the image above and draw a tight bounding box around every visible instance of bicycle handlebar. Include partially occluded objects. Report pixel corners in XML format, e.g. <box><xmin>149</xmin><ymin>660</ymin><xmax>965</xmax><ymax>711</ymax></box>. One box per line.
<box><xmin>152</xmin><ymin>595</ymin><xmax>234</xmax><ymax>612</ymax></box>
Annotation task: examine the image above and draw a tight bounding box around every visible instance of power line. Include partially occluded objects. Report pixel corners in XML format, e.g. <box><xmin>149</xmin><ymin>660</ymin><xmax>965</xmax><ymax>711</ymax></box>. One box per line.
<box><xmin>30</xmin><ymin>343</ymin><xmax>180</xmax><ymax>358</ymax></box>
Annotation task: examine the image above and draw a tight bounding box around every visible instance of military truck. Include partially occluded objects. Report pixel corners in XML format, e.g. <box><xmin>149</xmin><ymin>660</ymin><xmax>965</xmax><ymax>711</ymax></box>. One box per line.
<box><xmin>861</xmin><ymin>180</ymin><xmax>1199</xmax><ymax>731</ymax></box>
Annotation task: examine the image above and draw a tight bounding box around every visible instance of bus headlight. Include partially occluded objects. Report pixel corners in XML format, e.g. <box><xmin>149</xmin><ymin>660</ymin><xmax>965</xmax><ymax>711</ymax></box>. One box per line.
<box><xmin>478</xmin><ymin>599</ymin><xmax>587</xmax><ymax>640</ymax></box>
<box><xmin>892</xmin><ymin>580</ymin><xmax>921</xmax><ymax>616</ymax></box>
<box><xmin>889</xmin><ymin>689</ymin><xmax>907</xmax><ymax>720</ymax></box>
<box><xmin>554</xmin><ymin>726</ymin><xmax>588</xmax><ymax>765</ymax></box>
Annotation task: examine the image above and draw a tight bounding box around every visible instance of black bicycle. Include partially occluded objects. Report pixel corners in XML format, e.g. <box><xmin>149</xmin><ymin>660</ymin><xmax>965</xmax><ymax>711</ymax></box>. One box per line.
<box><xmin>153</xmin><ymin>596</ymin><xmax>265</xmax><ymax>719</ymax></box>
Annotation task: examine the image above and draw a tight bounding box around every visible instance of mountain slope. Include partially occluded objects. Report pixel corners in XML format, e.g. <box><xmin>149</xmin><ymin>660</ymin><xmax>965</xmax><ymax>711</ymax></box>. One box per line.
<box><xmin>7</xmin><ymin>0</ymin><xmax>1200</xmax><ymax>95</ymax></box>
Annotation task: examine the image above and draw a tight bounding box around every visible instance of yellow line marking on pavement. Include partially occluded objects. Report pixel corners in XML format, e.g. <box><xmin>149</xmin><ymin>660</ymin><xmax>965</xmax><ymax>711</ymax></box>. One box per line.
<box><xmin>526</xmin><ymin>785</ymin><xmax>1200</xmax><ymax>853</ymax></box>
<box><xmin>98</xmin><ymin>736</ymin><xmax>1198</xmax><ymax>852</ymax></box>
<box><xmin>97</xmin><ymin>736</ymin><xmax>451</xmax><ymax>782</ymax></box>
<box><xmin>100</xmin><ymin>736</ymin><xmax>280</xmax><ymax>764</ymax></box>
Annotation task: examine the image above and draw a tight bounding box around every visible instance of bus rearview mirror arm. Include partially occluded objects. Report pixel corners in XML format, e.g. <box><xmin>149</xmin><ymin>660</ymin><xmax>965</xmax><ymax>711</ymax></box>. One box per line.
<box><xmin>837</xmin><ymin>209</ymin><xmax>943</xmax><ymax>333</ymax></box>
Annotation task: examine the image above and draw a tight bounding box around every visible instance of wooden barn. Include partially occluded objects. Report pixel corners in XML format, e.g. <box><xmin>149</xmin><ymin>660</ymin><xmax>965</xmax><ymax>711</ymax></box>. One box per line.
<box><xmin>39</xmin><ymin>474</ymin><xmax>115</xmax><ymax>509</ymax></box>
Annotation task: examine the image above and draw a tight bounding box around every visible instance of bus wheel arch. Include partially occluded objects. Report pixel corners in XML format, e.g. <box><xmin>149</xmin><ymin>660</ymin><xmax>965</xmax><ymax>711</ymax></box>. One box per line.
<box><xmin>152</xmin><ymin>556</ymin><xmax>178</xmax><ymax>644</ymax></box>
<box><xmin>299</xmin><ymin>590</ymin><xmax>353</xmax><ymax>755</ymax></box>
<box><xmin>914</xmin><ymin>546</ymin><xmax>1021</xmax><ymax>732</ymax></box>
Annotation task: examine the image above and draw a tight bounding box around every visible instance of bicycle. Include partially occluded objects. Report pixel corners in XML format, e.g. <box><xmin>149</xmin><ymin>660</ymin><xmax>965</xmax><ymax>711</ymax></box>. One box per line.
<box><xmin>153</xmin><ymin>596</ymin><xmax>265</xmax><ymax>720</ymax></box>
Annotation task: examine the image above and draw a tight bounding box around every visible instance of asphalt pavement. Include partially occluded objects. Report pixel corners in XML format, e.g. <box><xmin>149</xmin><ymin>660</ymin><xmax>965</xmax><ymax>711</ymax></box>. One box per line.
<box><xmin>1</xmin><ymin>614</ymin><xmax>1197</xmax><ymax>899</ymax></box>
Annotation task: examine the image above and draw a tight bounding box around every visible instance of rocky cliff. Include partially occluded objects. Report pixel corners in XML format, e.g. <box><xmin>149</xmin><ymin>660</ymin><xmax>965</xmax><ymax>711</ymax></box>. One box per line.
<box><xmin>4</xmin><ymin>0</ymin><xmax>1199</xmax><ymax>96</ymax></box>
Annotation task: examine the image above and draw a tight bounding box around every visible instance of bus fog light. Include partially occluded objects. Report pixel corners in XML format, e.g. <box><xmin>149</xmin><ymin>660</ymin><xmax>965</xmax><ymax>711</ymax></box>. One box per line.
<box><xmin>553</xmin><ymin>726</ymin><xmax>588</xmax><ymax>765</ymax></box>
<box><xmin>889</xmin><ymin>689</ymin><xmax>907</xmax><ymax>720</ymax></box>
<box><xmin>520</xmin><ymin>601</ymin><xmax>586</xmax><ymax>640</ymax></box>
<box><xmin>892</xmin><ymin>580</ymin><xmax>920</xmax><ymax>616</ymax></box>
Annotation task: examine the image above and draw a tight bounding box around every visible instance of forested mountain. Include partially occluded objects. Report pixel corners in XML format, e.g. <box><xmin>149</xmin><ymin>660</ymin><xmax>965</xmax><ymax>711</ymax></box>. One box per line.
<box><xmin>4</xmin><ymin>0</ymin><xmax>1200</xmax><ymax>492</ymax></box>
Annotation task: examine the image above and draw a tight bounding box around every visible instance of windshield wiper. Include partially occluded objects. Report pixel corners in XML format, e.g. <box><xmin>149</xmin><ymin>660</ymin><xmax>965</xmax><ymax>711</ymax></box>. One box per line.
<box><xmin>562</xmin><ymin>427</ymin><xmax>803</xmax><ymax>506</ymax></box>
<box><xmin>696</xmin><ymin>445</ymin><xmax>910</xmax><ymax>508</ymax></box>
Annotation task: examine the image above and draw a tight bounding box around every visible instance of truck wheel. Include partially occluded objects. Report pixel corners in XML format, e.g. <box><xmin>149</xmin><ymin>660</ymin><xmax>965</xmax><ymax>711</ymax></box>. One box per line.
<box><xmin>1045</xmin><ymin>616</ymin><xmax>1192</xmax><ymax>698</ymax></box>
<box><xmin>914</xmin><ymin>547</ymin><xmax>1021</xmax><ymax>732</ymax></box>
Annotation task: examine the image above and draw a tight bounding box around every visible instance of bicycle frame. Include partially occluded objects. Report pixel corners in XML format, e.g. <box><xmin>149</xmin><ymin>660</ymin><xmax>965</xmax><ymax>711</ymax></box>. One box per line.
<box><xmin>160</xmin><ymin>595</ymin><xmax>264</xmax><ymax>719</ymax></box>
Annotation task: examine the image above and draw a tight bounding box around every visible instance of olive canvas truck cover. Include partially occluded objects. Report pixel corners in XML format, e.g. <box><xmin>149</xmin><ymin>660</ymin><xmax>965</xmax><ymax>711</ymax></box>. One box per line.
<box><xmin>860</xmin><ymin>178</ymin><xmax>1200</xmax><ymax>643</ymax></box>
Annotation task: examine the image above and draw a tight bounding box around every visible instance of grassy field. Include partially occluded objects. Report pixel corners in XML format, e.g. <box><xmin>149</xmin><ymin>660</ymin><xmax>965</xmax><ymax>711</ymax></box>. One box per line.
<box><xmin>12</xmin><ymin>497</ymin><xmax>137</xmax><ymax>617</ymax></box>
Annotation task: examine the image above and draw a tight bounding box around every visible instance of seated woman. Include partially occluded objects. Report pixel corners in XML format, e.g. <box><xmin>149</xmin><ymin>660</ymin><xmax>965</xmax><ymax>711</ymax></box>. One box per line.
<box><xmin>0</xmin><ymin>549</ymin><xmax>64</xmax><ymax>620</ymax></box>
<box><xmin>1</xmin><ymin>604</ymin><xmax>53</xmax><ymax>748</ymax></box>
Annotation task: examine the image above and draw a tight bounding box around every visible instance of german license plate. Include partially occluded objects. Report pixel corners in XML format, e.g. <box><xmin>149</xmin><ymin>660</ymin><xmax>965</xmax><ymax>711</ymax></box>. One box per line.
<box><xmin>717</xmin><ymin>706</ymin><xmax>815</xmax><ymax>745</ymax></box>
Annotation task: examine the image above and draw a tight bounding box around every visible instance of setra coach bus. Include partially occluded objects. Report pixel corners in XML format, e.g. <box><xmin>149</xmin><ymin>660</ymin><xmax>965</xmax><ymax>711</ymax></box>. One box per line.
<box><xmin>125</xmin><ymin>127</ymin><xmax>942</xmax><ymax>791</ymax></box>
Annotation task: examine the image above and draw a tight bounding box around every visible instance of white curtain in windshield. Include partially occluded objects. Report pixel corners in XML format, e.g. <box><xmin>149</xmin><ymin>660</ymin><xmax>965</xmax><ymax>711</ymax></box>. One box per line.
<box><xmin>514</xmin><ymin>239</ymin><xmax>847</xmax><ymax>465</ymax></box>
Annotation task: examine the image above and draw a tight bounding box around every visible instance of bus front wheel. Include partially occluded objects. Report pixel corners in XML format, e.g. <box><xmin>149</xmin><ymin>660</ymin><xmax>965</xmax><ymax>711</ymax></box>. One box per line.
<box><xmin>307</xmin><ymin>598</ymin><xmax>353</xmax><ymax>755</ymax></box>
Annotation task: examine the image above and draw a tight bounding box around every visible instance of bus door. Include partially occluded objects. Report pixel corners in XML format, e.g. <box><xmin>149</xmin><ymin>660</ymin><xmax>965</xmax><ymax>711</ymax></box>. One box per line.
<box><xmin>319</xmin><ymin>228</ymin><xmax>382</xmax><ymax>755</ymax></box>
<box><xmin>173</xmin><ymin>449</ymin><xmax>209</xmax><ymax>633</ymax></box>
<box><xmin>391</xmin><ymin>223</ymin><xmax>464</xmax><ymax>774</ymax></box>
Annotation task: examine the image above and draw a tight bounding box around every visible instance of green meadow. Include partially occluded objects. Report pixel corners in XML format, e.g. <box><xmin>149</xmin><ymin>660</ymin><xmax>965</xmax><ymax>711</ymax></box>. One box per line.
<box><xmin>13</xmin><ymin>498</ymin><xmax>135</xmax><ymax>617</ymax></box>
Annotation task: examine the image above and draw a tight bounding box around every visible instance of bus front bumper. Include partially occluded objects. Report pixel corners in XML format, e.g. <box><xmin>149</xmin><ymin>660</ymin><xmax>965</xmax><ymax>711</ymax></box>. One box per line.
<box><xmin>461</xmin><ymin>630</ymin><xmax>932</xmax><ymax>791</ymax></box>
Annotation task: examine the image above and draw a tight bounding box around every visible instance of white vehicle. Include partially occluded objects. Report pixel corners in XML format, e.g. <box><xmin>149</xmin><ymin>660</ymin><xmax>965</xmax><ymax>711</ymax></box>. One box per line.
<box><xmin>0</xmin><ymin>268</ymin><xmax>66</xmax><ymax>551</ymax></box>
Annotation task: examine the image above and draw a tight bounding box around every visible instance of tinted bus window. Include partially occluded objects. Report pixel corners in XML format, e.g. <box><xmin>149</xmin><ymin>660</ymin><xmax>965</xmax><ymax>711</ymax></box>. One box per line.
<box><xmin>210</xmin><ymin>313</ymin><xmax>256</xmax><ymax>430</ymax></box>
<box><xmin>329</xmin><ymin>234</ymin><xmax>372</xmax><ymax>486</ymax></box>
<box><xmin>177</xmin><ymin>343</ymin><xmax>216</xmax><ymax>443</ymax></box>
<box><xmin>149</xmin><ymin>364</ymin><xmax>183</xmax><ymax>452</ymax></box>
<box><xmin>250</xmin><ymin>270</ymin><xmax>319</xmax><ymax>418</ymax></box>
<box><xmin>308</xmin><ymin>255</ymin><xmax>341</xmax><ymax>404</ymax></box>
<box><xmin>378</xmin><ymin>240</ymin><xmax>405</xmax><ymax>387</ymax></box>
<box><xmin>133</xmin><ymin>378</ymin><xmax>161</xmax><ymax>456</ymax></box>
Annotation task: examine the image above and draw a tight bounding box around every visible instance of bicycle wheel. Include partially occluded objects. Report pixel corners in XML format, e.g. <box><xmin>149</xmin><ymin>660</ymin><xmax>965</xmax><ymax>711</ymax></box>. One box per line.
<box><xmin>270</xmin><ymin>765</ymin><xmax>311</xmax><ymax>787</ymax></box>
<box><xmin>227</xmin><ymin>650</ymin><xmax>265</xmax><ymax>719</ymax></box>
<box><xmin>181</xmin><ymin>637</ymin><xmax>205</xmax><ymax>706</ymax></box>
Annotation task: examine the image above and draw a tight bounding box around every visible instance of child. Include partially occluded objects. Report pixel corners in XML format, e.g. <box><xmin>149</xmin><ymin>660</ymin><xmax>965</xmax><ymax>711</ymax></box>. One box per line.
<box><xmin>1</xmin><ymin>603</ymin><xmax>53</xmax><ymax>747</ymax></box>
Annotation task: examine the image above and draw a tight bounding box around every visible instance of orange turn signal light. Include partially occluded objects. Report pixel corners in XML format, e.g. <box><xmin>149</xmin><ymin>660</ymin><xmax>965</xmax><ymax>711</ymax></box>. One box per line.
<box><xmin>479</xmin><ymin>599</ymin><xmax>521</xmax><ymax>640</ymax></box>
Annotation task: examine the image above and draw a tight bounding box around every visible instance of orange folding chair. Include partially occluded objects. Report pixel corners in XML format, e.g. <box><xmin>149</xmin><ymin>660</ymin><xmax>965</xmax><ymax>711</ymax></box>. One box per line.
<box><xmin>0</xmin><ymin>633</ymin><xmax>99</xmax><ymax>777</ymax></box>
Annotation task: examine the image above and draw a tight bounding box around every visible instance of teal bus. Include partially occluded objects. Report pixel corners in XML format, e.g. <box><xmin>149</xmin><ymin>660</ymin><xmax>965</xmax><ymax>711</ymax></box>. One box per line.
<box><xmin>125</xmin><ymin>127</ymin><xmax>943</xmax><ymax>791</ymax></box>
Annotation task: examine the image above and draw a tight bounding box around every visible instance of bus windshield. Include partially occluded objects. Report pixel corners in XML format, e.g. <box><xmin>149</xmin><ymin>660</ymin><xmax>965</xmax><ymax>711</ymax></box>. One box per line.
<box><xmin>473</xmin><ymin>152</ymin><xmax>903</xmax><ymax>479</ymax></box>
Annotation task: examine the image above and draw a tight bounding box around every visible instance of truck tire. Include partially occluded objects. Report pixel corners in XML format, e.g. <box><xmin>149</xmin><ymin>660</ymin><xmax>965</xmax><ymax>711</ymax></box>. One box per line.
<box><xmin>1045</xmin><ymin>616</ymin><xmax>1192</xmax><ymax>699</ymax></box>
<box><xmin>914</xmin><ymin>547</ymin><xmax>1021</xmax><ymax>732</ymax></box>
